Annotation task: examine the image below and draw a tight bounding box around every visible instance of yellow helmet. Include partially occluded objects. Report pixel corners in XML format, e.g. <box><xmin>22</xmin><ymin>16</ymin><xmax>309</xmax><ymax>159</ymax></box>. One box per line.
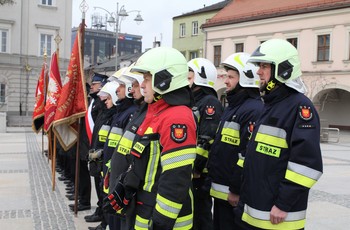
<box><xmin>131</xmin><ymin>47</ymin><xmax>189</xmax><ymax>95</ymax></box>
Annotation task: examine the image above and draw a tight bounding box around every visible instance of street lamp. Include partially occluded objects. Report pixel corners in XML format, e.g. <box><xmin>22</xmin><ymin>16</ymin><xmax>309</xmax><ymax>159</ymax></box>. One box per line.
<box><xmin>94</xmin><ymin>3</ymin><xmax>143</xmax><ymax>71</ymax></box>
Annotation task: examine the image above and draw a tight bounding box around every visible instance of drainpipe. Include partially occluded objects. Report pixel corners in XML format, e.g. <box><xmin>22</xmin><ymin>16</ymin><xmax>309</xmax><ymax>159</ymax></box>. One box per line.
<box><xmin>19</xmin><ymin>0</ymin><xmax>23</xmax><ymax>115</ymax></box>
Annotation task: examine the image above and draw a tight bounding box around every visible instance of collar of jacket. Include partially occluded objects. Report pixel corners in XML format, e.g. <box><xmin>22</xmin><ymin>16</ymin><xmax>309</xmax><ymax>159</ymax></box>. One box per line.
<box><xmin>193</xmin><ymin>87</ymin><xmax>217</xmax><ymax>102</ymax></box>
<box><xmin>136</xmin><ymin>99</ymin><xmax>170</xmax><ymax>136</ymax></box>
<box><xmin>226</xmin><ymin>90</ymin><xmax>250</xmax><ymax>108</ymax></box>
<box><xmin>262</xmin><ymin>84</ymin><xmax>296</xmax><ymax>105</ymax></box>
<box><xmin>147</xmin><ymin>98</ymin><xmax>170</xmax><ymax>117</ymax></box>
<box><xmin>116</xmin><ymin>97</ymin><xmax>134</xmax><ymax>113</ymax></box>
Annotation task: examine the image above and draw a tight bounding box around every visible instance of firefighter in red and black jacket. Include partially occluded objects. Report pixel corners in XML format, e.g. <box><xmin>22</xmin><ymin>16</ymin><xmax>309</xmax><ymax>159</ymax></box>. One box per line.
<box><xmin>207</xmin><ymin>52</ymin><xmax>263</xmax><ymax>230</ymax></box>
<box><xmin>235</xmin><ymin>39</ymin><xmax>323</xmax><ymax>230</ymax></box>
<box><xmin>104</xmin><ymin>47</ymin><xmax>197</xmax><ymax>230</ymax></box>
<box><xmin>188</xmin><ymin>58</ymin><xmax>224</xmax><ymax>230</ymax></box>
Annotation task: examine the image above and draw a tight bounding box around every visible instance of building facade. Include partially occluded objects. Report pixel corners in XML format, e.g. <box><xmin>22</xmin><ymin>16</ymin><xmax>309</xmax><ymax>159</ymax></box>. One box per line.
<box><xmin>202</xmin><ymin>0</ymin><xmax>350</xmax><ymax>129</ymax></box>
<box><xmin>72</xmin><ymin>27</ymin><xmax>142</xmax><ymax>67</ymax></box>
<box><xmin>172</xmin><ymin>0</ymin><xmax>231</xmax><ymax>61</ymax></box>
<box><xmin>0</xmin><ymin>0</ymin><xmax>72</xmax><ymax>122</ymax></box>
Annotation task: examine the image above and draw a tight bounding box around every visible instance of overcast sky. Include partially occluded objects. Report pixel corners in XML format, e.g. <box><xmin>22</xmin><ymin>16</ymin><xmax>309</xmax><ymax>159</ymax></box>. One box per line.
<box><xmin>72</xmin><ymin>0</ymin><xmax>222</xmax><ymax>51</ymax></box>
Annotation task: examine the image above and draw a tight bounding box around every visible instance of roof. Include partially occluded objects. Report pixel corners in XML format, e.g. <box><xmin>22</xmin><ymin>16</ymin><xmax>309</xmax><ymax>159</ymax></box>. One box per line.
<box><xmin>85</xmin><ymin>53</ymin><xmax>142</xmax><ymax>71</ymax></box>
<box><xmin>173</xmin><ymin>0</ymin><xmax>232</xmax><ymax>19</ymax></box>
<box><xmin>202</xmin><ymin>0</ymin><xmax>350</xmax><ymax>28</ymax></box>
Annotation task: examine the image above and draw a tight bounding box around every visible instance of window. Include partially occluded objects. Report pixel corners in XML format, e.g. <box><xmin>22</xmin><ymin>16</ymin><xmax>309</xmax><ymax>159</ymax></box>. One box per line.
<box><xmin>235</xmin><ymin>43</ymin><xmax>244</xmax><ymax>52</ymax></box>
<box><xmin>190</xmin><ymin>51</ymin><xmax>198</xmax><ymax>60</ymax></box>
<box><xmin>214</xmin><ymin>45</ymin><xmax>221</xmax><ymax>67</ymax></box>
<box><xmin>287</xmin><ymin>38</ymin><xmax>298</xmax><ymax>49</ymax></box>
<box><xmin>0</xmin><ymin>84</ymin><xmax>5</xmax><ymax>103</ymax></box>
<box><xmin>192</xmin><ymin>21</ymin><xmax>198</xmax><ymax>36</ymax></box>
<box><xmin>41</xmin><ymin>0</ymin><xmax>53</xmax><ymax>6</ymax></box>
<box><xmin>99</xmin><ymin>41</ymin><xmax>106</xmax><ymax>60</ymax></box>
<box><xmin>40</xmin><ymin>34</ymin><xmax>53</xmax><ymax>56</ymax></box>
<box><xmin>317</xmin><ymin>34</ymin><xmax>330</xmax><ymax>61</ymax></box>
<box><xmin>0</xmin><ymin>29</ymin><xmax>8</xmax><ymax>53</ymax></box>
<box><xmin>180</xmin><ymin>23</ymin><xmax>186</xmax><ymax>38</ymax></box>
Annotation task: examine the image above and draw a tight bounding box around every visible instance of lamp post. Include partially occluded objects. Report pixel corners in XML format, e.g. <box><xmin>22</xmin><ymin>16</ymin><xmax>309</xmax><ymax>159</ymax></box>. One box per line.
<box><xmin>94</xmin><ymin>3</ymin><xmax>143</xmax><ymax>71</ymax></box>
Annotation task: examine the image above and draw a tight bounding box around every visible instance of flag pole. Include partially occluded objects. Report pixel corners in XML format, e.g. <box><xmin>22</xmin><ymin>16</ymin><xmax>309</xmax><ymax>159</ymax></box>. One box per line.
<box><xmin>42</xmin><ymin>49</ymin><xmax>48</xmax><ymax>156</ymax></box>
<box><xmin>74</xmin><ymin>2</ymin><xmax>87</xmax><ymax>215</ymax></box>
<box><xmin>52</xmin><ymin>34</ymin><xmax>62</xmax><ymax>191</ymax></box>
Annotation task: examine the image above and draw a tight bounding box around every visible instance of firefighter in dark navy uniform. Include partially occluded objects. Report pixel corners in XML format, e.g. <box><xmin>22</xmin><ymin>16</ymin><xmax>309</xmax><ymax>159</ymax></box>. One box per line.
<box><xmin>235</xmin><ymin>39</ymin><xmax>323</xmax><ymax>230</ymax></box>
<box><xmin>99</xmin><ymin>67</ymin><xmax>140</xmax><ymax>230</ymax></box>
<box><xmin>103</xmin><ymin>47</ymin><xmax>197</xmax><ymax>230</ymax></box>
<box><xmin>188</xmin><ymin>58</ymin><xmax>224</xmax><ymax>230</ymax></box>
<box><xmin>106</xmin><ymin>64</ymin><xmax>147</xmax><ymax>230</ymax></box>
<box><xmin>207</xmin><ymin>52</ymin><xmax>263</xmax><ymax>230</ymax></box>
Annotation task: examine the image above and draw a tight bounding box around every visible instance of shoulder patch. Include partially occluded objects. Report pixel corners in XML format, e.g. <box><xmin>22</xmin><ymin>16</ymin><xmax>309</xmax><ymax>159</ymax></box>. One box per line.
<box><xmin>299</xmin><ymin>106</ymin><xmax>313</xmax><ymax>121</ymax></box>
<box><xmin>248</xmin><ymin>121</ymin><xmax>255</xmax><ymax>134</ymax></box>
<box><xmin>170</xmin><ymin>124</ymin><xmax>187</xmax><ymax>143</ymax></box>
<box><xmin>205</xmin><ymin>105</ymin><xmax>215</xmax><ymax>116</ymax></box>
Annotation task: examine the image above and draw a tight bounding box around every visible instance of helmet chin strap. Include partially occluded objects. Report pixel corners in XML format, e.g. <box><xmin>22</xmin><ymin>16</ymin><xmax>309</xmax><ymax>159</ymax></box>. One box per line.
<box><xmin>266</xmin><ymin>79</ymin><xmax>277</xmax><ymax>92</ymax></box>
<box><xmin>261</xmin><ymin>64</ymin><xmax>278</xmax><ymax>94</ymax></box>
<box><xmin>153</xmin><ymin>92</ymin><xmax>162</xmax><ymax>103</ymax></box>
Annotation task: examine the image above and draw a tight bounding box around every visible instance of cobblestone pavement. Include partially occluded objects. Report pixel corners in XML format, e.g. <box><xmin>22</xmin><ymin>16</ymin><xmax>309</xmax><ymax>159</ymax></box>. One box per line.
<box><xmin>0</xmin><ymin>128</ymin><xmax>349</xmax><ymax>229</ymax></box>
<box><xmin>0</xmin><ymin>130</ymin><xmax>96</xmax><ymax>230</ymax></box>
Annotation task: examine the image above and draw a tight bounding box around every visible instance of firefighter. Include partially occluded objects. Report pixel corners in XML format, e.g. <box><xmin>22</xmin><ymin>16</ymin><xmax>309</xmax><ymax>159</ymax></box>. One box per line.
<box><xmin>104</xmin><ymin>47</ymin><xmax>197</xmax><ymax>230</ymax></box>
<box><xmin>235</xmin><ymin>39</ymin><xmax>323</xmax><ymax>230</ymax></box>
<box><xmin>99</xmin><ymin>67</ymin><xmax>140</xmax><ymax>230</ymax></box>
<box><xmin>207</xmin><ymin>52</ymin><xmax>263</xmax><ymax>230</ymax></box>
<box><xmin>104</xmin><ymin>64</ymin><xmax>148</xmax><ymax>230</ymax></box>
<box><xmin>188</xmin><ymin>58</ymin><xmax>224</xmax><ymax>230</ymax></box>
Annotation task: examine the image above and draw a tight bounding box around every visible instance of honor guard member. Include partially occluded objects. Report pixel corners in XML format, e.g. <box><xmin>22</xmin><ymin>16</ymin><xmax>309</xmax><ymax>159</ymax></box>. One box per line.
<box><xmin>235</xmin><ymin>39</ymin><xmax>323</xmax><ymax>230</ymax></box>
<box><xmin>66</xmin><ymin>73</ymin><xmax>108</xmax><ymax>211</ymax></box>
<box><xmin>104</xmin><ymin>47</ymin><xmax>197</xmax><ymax>230</ymax></box>
<box><xmin>207</xmin><ymin>52</ymin><xmax>263</xmax><ymax>230</ymax></box>
<box><xmin>188</xmin><ymin>58</ymin><xmax>224</xmax><ymax>230</ymax></box>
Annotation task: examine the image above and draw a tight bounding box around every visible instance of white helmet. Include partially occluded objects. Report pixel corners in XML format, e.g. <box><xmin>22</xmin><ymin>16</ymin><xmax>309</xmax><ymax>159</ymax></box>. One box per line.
<box><xmin>120</xmin><ymin>63</ymin><xmax>144</xmax><ymax>85</ymax></box>
<box><xmin>98</xmin><ymin>81</ymin><xmax>119</xmax><ymax>105</ymax></box>
<box><xmin>187</xmin><ymin>58</ymin><xmax>217</xmax><ymax>89</ymax></box>
<box><xmin>109</xmin><ymin>67</ymin><xmax>133</xmax><ymax>98</ymax></box>
<box><xmin>221</xmin><ymin>52</ymin><xmax>259</xmax><ymax>88</ymax></box>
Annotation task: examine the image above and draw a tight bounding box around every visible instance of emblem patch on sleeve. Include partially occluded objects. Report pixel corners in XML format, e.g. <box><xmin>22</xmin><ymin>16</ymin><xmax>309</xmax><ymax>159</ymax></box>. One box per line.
<box><xmin>299</xmin><ymin>106</ymin><xmax>313</xmax><ymax>121</ymax></box>
<box><xmin>205</xmin><ymin>106</ymin><xmax>215</xmax><ymax>116</ymax></box>
<box><xmin>171</xmin><ymin>124</ymin><xmax>187</xmax><ymax>143</ymax></box>
<box><xmin>248</xmin><ymin>121</ymin><xmax>255</xmax><ymax>134</ymax></box>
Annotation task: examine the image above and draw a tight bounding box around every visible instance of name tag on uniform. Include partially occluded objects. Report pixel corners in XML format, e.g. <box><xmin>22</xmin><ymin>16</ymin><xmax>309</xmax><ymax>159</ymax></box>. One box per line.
<box><xmin>221</xmin><ymin>134</ymin><xmax>240</xmax><ymax>146</ymax></box>
<box><xmin>117</xmin><ymin>145</ymin><xmax>130</xmax><ymax>155</ymax></box>
<box><xmin>133</xmin><ymin>142</ymin><xmax>145</xmax><ymax>153</ymax></box>
<box><xmin>256</xmin><ymin>143</ymin><xmax>281</xmax><ymax>158</ymax></box>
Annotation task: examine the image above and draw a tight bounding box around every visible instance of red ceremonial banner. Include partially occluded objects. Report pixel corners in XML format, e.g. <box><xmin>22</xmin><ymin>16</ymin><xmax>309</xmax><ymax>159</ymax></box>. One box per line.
<box><xmin>32</xmin><ymin>62</ymin><xmax>48</xmax><ymax>133</ymax></box>
<box><xmin>44</xmin><ymin>51</ymin><xmax>62</xmax><ymax>132</ymax></box>
<box><xmin>52</xmin><ymin>28</ymin><xmax>87</xmax><ymax>151</ymax></box>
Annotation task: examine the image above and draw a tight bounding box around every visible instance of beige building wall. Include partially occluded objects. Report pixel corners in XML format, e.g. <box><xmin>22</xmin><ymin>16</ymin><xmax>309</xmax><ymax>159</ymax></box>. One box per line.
<box><xmin>204</xmin><ymin>8</ymin><xmax>350</xmax><ymax>128</ymax></box>
<box><xmin>0</xmin><ymin>1</ymin><xmax>72</xmax><ymax>119</ymax></box>
<box><xmin>173</xmin><ymin>11</ymin><xmax>218</xmax><ymax>60</ymax></box>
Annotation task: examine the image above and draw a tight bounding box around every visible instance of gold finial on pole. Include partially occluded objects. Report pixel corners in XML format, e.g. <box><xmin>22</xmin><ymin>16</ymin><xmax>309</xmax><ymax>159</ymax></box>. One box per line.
<box><xmin>43</xmin><ymin>47</ymin><xmax>47</xmax><ymax>62</ymax></box>
<box><xmin>80</xmin><ymin>0</ymin><xmax>89</xmax><ymax>20</ymax></box>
